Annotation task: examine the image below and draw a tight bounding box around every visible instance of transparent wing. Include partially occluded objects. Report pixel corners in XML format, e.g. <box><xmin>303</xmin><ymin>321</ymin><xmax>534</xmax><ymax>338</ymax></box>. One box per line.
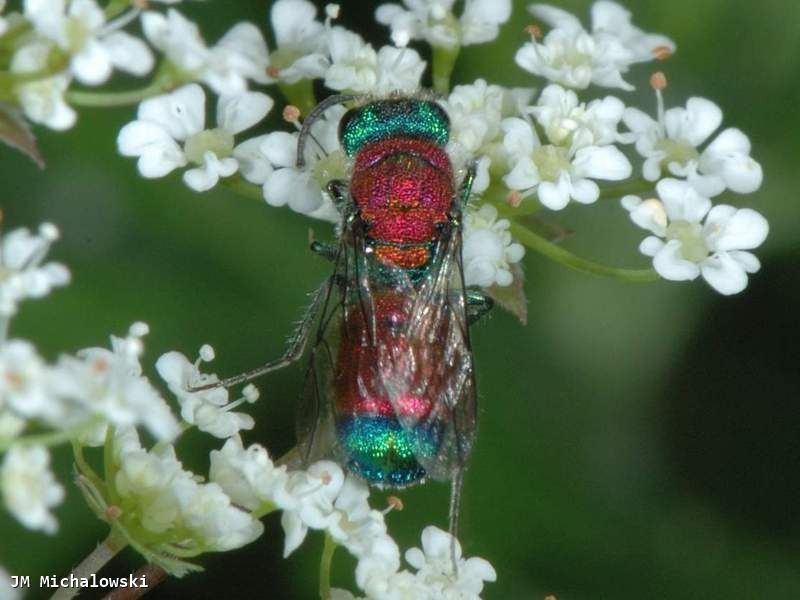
<box><xmin>381</xmin><ymin>220</ymin><xmax>478</xmax><ymax>481</ymax></box>
<box><xmin>295</xmin><ymin>215</ymin><xmax>377</xmax><ymax>467</ymax></box>
<box><xmin>296</xmin><ymin>215</ymin><xmax>477</xmax><ymax>483</ymax></box>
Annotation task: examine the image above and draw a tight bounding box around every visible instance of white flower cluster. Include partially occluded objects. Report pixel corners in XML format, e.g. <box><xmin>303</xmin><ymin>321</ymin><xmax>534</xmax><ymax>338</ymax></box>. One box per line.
<box><xmin>0</xmin><ymin>222</ymin><xmax>69</xmax><ymax>317</ymax></box>
<box><xmin>0</xmin><ymin>222</ymin><xmax>182</xmax><ymax>533</ymax></box>
<box><xmin>376</xmin><ymin>0</ymin><xmax>512</xmax><ymax>48</ymax></box>
<box><xmin>4</xmin><ymin>0</ymin><xmax>772</xmax><ymax>298</ymax></box>
<box><xmin>516</xmin><ymin>2</ymin><xmax>675</xmax><ymax>91</ymax></box>
<box><xmin>208</xmin><ymin>436</ymin><xmax>496</xmax><ymax>599</ymax></box>
<box><xmin>111</xmin><ymin>427</ymin><xmax>264</xmax><ymax>554</ymax></box>
<box><xmin>435</xmin><ymin>3</ymin><xmax>767</xmax><ymax>294</ymax></box>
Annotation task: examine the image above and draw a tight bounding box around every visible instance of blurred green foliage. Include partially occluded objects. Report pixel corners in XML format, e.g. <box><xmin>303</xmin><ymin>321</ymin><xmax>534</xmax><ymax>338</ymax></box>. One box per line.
<box><xmin>1</xmin><ymin>0</ymin><xmax>799</xmax><ymax>598</ymax></box>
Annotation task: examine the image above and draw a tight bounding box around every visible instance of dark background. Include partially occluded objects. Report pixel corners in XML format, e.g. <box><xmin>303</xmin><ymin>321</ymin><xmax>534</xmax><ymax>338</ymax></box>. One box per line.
<box><xmin>1</xmin><ymin>0</ymin><xmax>799</xmax><ymax>598</ymax></box>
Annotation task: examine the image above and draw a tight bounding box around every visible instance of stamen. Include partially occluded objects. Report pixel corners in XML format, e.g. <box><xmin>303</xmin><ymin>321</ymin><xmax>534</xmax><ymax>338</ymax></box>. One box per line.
<box><xmin>525</xmin><ymin>24</ymin><xmax>543</xmax><ymax>40</ymax></box>
<box><xmin>267</xmin><ymin>65</ymin><xmax>281</xmax><ymax>79</ymax></box>
<box><xmin>653</xmin><ymin>46</ymin><xmax>673</xmax><ymax>61</ymax></box>
<box><xmin>105</xmin><ymin>505</ymin><xmax>123</xmax><ymax>521</ymax></box>
<box><xmin>650</xmin><ymin>71</ymin><xmax>668</xmax><ymax>91</ymax></box>
<box><xmin>283</xmin><ymin>105</ymin><xmax>302</xmax><ymax>127</ymax></box>
<box><xmin>506</xmin><ymin>190</ymin><xmax>523</xmax><ymax>208</ymax></box>
<box><xmin>384</xmin><ymin>496</ymin><xmax>404</xmax><ymax>514</ymax></box>
<box><xmin>650</xmin><ymin>72</ymin><xmax>667</xmax><ymax>129</ymax></box>
<box><xmin>92</xmin><ymin>357</ymin><xmax>110</xmax><ymax>373</ymax></box>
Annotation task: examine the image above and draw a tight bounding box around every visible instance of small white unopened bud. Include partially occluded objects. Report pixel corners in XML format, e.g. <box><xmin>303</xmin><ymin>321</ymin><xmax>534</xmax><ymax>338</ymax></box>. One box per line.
<box><xmin>39</xmin><ymin>223</ymin><xmax>59</xmax><ymax>241</ymax></box>
<box><xmin>129</xmin><ymin>321</ymin><xmax>150</xmax><ymax>337</ymax></box>
<box><xmin>243</xmin><ymin>384</ymin><xmax>260</xmax><ymax>403</ymax></box>
<box><xmin>199</xmin><ymin>344</ymin><xmax>215</xmax><ymax>362</ymax></box>
<box><xmin>325</xmin><ymin>3</ymin><xmax>340</xmax><ymax>19</ymax></box>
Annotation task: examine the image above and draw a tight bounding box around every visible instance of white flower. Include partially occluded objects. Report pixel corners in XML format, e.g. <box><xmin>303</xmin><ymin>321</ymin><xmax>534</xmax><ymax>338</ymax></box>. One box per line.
<box><xmin>113</xmin><ymin>428</ymin><xmax>186</xmax><ymax>533</ymax></box>
<box><xmin>209</xmin><ymin>435</ymin><xmax>289</xmax><ymax>512</ymax></box>
<box><xmin>1</xmin><ymin>445</ymin><xmax>64</xmax><ymax>534</ymax></box>
<box><xmin>171</xmin><ymin>476</ymin><xmax>263</xmax><ymax>552</ymax></box>
<box><xmin>268</xmin><ymin>0</ymin><xmax>329</xmax><ymax>83</ymax></box>
<box><xmin>24</xmin><ymin>0</ymin><xmax>154</xmax><ymax>85</ymax></box>
<box><xmin>462</xmin><ymin>204</ymin><xmax>524</xmax><ymax>287</ymax></box>
<box><xmin>515</xmin><ymin>1</ymin><xmax>675</xmax><ymax>91</ymax></box>
<box><xmin>622</xmin><ymin>179</ymin><xmax>769</xmax><ymax>295</ymax></box>
<box><xmin>113</xmin><ymin>428</ymin><xmax>263</xmax><ymax>550</ymax></box>
<box><xmin>623</xmin><ymin>96</ymin><xmax>763</xmax><ymax>197</ymax></box>
<box><xmin>155</xmin><ymin>349</ymin><xmax>255</xmax><ymax>438</ymax></box>
<box><xmin>324</xmin><ymin>29</ymin><xmax>426</xmax><ymax>96</ymax></box>
<box><xmin>279</xmin><ymin>460</ymin><xmax>345</xmax><ymax>557</ymax></box>
<box><xmin>328</xmin><ymin>476</ymin><xmax>390</xmax><ymax>558</ymax></box>
<box><xmin>52</xmin><ymin>323</ymin><xmax>180</xmax><ymax>445</ymax></box>
<box><xmin>444</xmin><ymin>79</ymin><xmax>535</xmax><ymax>157</ymax></box>
<box><xmin>501</xmin><ymin>116</ymin><xmax>632</xmax><ymax>210</ymax></box>
<box><xmin>142</xmin><ymin>9</ymin><xmax>269</xmax><ymax>95</ymax></box>
<box><xmin>0</xmin><ymin>566</ymin><xmax>21</xmax><ymax>600</ymax></box>
<box><xmin>10</xmin><ymin>42</ymin><xmax>76</xmax><ymax>130</ymax></box>
<box><xmin>0</xmin><ymin>340</ymin><xmax>54</xmax><ymax>423</ymax></box>
<box><xmin>117</xmin><ymin>84</ymin><xmax>272</xmax><ymax>192</ymax></box>
<box><xmin>405</xmin><ymin>526</ymin><xmax>496</xmax><ymax>599</ymax></box>
<box><xmin>0</xmin><ymin>222</ymin><xmax>70</xmax><ymax>317</ymax></box>
<box><xmin>250</xmin><ymin>105</ymin><xmax>345</xmax><ymax>222</ymax></box>
<box><xmin>529</xmin><ymin>83</ymin><xmax>630</xmax><ymax>148</ymax></box>
<box><xmin>375</xmin><ymin>0</ymin><xmax>511</xmax><ymax>48</ymax></box>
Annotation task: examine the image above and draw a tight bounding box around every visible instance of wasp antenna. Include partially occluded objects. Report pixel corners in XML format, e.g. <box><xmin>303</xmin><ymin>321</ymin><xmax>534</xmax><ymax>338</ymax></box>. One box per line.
<box><xmin>296</xmin><ymin>94</ymin><xmax>360</xmax><ymax>167</ymax></box>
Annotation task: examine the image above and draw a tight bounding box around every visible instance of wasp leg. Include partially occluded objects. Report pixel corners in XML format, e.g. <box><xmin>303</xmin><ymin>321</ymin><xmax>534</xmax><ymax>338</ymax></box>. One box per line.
<box><xmin>466</xmin><ymin>288</ymin><xmax>493</xmax><ymax>325</ymax></box>
<box><xmin>458</xmin><ymin>161</ymin><xmax>478</xmax><ymax>209</ymax></box>
<box><xmin>448</xmin><ymin>467</ymin><xmax>465</xmax><ymax>575</ymax></box>
<box><xmin>327</xmin><ymin>179</ymin><xmax>349</xmax><ymax>210</ymax></box>
<box><xmin>189</xmin><ymin>278</ymin><xmax>330</xmax><ymax>391</ymax></box>
<box><xmin>310</xmin><ymin>240</ymin><xmax>338</xmax><ymax>262</ymax></box>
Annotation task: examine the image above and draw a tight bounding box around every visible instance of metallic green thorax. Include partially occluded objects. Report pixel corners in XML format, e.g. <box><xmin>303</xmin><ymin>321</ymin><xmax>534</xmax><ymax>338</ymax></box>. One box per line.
<box><xmin>339</xmin><ymin>99</ymin><xmax>450</xmax><ymax>157</ymax></box>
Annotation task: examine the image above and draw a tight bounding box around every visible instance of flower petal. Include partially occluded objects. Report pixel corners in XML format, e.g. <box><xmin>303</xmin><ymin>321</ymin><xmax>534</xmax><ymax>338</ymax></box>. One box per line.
<box><xmin>217</xmin><ymin>92</ymin><xmax>273</xmax><ymax>135</ymax></box>
<box><xmin>700</xmin><ymin>252</ymin><xmax>748</xmax><ymax>295</ymax></box>
<box><xmin>102</xmin><ymin>31</ymin><xmax>154</xmax><ymax>76</ymax></box>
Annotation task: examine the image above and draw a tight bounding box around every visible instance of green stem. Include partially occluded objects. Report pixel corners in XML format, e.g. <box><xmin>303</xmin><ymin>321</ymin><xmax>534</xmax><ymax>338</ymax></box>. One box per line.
<box><xmin>66</xmin><ymin>80</ymin><xmax>172</xmax><ymax>108</ymax></box>
<box><xmin>432</xmin><ymin>44</ymin><xmax>460</xmax><ymax>95</ymax></box>
<box><xmin>598</xmin><ymin>179</ymin><xmax>655</xmax><ymax>201</ymax></box>
<box><xmin>103</xmin><ymin>425</ymin><xmax>122</xmax><ymax>505</ymax></box>
<box><xmin>222</xmin><ymin>175</ymin><xmax>264</xmax><ymax>202</ymax></box>
<box><xmin>0</xmin><ymin>426</ymin><xmax>90</xmax><ymax>453</ymax></box>
<box><xmin>50</xmin><ymin>529</ymin><xmax>128</xmax><ymax>600</ymax></box>
<box><xmin>278</xmin><ymin>80</ymin><xmax>317</xmax><ymax>117</ymax></box>
<box><xmin>71</xmin><ymin>440</ymin><xmax>106</xmax><ymax>493</ymax></box>
<box><xmin>510</xmin><ymin>222</ymin><xmax>659</xmax><ymax>282</ymax></box>
<box><xmin>319</xmin><ymin>532</ymin><xmax>337</xmax><ymax>600</ymax></box>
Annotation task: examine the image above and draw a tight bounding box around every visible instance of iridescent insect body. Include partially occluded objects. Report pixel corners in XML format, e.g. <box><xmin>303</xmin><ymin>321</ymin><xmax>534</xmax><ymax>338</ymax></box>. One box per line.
<box><xmin>206</xmin><ymin>95</ymin><xmax>493</xmax><ymax>530</ymax></box>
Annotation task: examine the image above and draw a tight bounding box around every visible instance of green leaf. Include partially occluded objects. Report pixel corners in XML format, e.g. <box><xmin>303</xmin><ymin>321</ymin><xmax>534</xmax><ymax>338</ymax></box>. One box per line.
<box><xmin>0</xmin><ymin>102</ymin><xmax>44</xmax><ymax>168</ymax></box>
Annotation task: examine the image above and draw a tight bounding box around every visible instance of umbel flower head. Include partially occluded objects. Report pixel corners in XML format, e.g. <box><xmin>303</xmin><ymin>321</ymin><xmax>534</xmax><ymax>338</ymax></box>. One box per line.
<box><xmin>623</xmin><ymin>179</ymin><xmax>768</xmax><ymax>295</ymax></box>
<box><xmin>516</xmin><ymin>1</ymin><xmax>675</xmax><ymax>90</ymax></box>
<box><xmin>117</xmin><ymin>84</ymin><xmax>273</xmax><ymax>191</ymax></box>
